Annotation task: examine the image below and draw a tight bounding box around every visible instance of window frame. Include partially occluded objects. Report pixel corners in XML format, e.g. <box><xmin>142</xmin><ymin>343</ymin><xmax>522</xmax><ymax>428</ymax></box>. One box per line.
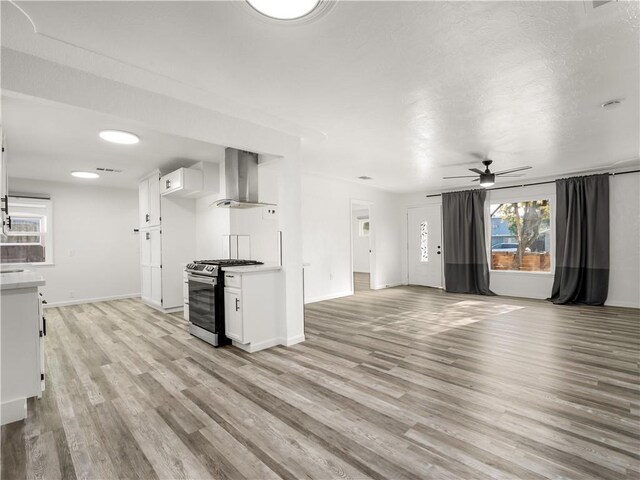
<box><xmin>1</xmin><ymin>196</ymin><xmax>54</xmax><ymax>265</ymax></box>
<box><xmin>485</xmin><ymin>192</ymin><xmax>555</xmax><ymax>276</ymax></box>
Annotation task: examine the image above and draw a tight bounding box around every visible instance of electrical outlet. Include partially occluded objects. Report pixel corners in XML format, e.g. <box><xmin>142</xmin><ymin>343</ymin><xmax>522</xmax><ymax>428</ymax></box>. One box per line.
<box><xmin>263</xmin><ymin>206</ymin><xmax>278</xmax><ymax>220</ymax></box>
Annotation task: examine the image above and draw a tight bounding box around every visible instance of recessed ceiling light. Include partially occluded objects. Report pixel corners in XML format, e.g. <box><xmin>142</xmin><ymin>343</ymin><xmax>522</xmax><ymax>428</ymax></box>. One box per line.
<box><xmin>358</xmin><ymin>176</ymin><xmax>373</xmax><ymax>180</ymax></box>
<box><xmin>246</xmin><ymin>0</ymin><xmax>320</xmax><ymax>20</ymax></box>
<box><xmin>99</xmin><ymin>130</ymin><xmax>140</xmax><ymax>145</ymax></box>
<box><xmin>601</xmin><ymin>99</ymin><xmax>623</xmax><ymax>109</ymax></box>
<box><xmin>71</xmin><ymin>171</ymin><xmax>100</xmax><ymax>179</ymax></box>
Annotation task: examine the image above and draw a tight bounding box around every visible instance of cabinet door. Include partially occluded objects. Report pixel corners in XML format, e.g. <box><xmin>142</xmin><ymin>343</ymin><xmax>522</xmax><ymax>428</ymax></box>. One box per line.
<box><xmin>150</xmin><ymin>266</ymin><xmax>162</xmax><ymax>305</ymax></box>
<box><xmin>149</xmin><ymin>229</ymin><xmax>162</xmax><ymax>266</ymax></box>
<box><xmin>141</xmin><ymin>265</ymin><xmax>151</xmax><ymax>301</ymax></box>
<box><xmin>160</xmin><ymin>169</ymin><xmax>182</xmax><ymax>195</ymax></box>
<box><xmin>140</xmin><ymin>231</ymin><xmax>151</xmax><ymax>266</ymax></box>
<box><xmin>148</xmin><ymin>176</ymin><xmax>161</xmax><ymax>226</ymax></box>
<box><xmin>138</xmin><ymin>179</ymin><xmax>150</xmax><ymax>227</ymax></box>
<box><xmin>224</xmin><ymin>288</ymin><xmax>243</xmax><ymax>342</ymax></box>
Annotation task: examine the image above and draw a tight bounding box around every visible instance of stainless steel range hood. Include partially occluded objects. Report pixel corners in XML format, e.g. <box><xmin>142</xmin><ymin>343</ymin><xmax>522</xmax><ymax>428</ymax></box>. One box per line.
<box><xmin>211</xmin><ymin>148</ymin><xmax>276</xmax><ymax>209</ymax></box>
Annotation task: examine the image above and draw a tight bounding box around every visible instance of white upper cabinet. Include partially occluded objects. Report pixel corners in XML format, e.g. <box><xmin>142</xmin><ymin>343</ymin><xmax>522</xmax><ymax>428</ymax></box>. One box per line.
<box><xmin>139</xmin><ymin>171</ymin><xmax>161</xmax><ymax>228</ymax></box>
<box><xmin>160</xmin><ymin>168</ymin><xmax>202</xmax><ymax>197</ymax></box>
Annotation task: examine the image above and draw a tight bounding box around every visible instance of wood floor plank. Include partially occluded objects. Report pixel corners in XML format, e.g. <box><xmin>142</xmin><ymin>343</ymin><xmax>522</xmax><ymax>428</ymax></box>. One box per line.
<box><xmin>2</xmin><ymin>287</ymin><xmax>639</xmax><ymax>479</ymax></box>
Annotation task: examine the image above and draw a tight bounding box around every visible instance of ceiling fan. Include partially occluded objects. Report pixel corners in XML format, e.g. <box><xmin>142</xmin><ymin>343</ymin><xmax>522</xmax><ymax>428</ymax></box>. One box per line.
<box><xmin>443</xmin><ymin>159</ymin><xmax>532</xmax><ymax>187</ymax></box>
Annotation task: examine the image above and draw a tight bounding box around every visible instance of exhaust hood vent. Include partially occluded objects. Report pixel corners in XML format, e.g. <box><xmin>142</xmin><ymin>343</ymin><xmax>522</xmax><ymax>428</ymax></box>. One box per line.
<box><xmin>211</xmin><ymin>148</ymin><xmax>276</xmax><ymax>209</ymax></box>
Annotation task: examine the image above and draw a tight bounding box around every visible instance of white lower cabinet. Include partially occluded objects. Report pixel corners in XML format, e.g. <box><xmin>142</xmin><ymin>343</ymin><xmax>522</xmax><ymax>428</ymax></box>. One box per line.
<box><xmin>1</xmin><ymin>283</ymin><xmax>46</xmax><ymax>425</ymax></box>
<box><xmin>223</xmin><ymin>269</ymin><xmax>283</xmax><ymax>353</ymax></box>
<box><xmin>224</xmin><ymin>287</ymin><xmax>243</xmax><ymax>342</ymax></box>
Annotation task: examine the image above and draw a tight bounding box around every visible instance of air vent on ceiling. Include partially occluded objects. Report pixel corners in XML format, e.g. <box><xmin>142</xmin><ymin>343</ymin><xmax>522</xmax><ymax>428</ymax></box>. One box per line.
<box><xmin>96</xmin><ymin>167</ymin><xmax>123</xmax><ymax>173</ymax></box>
<box><xmin>358</xmin><ymin>176</ymin><xmax>373</xmax><ymax>180</ymax></box>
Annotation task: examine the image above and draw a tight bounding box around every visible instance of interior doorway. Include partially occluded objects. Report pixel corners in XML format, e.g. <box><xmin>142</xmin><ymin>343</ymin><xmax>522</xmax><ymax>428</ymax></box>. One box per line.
<box><xmin>351</xmin><ymin>200</ymin><xmax>373</xmax><ymax>292</ymax></box>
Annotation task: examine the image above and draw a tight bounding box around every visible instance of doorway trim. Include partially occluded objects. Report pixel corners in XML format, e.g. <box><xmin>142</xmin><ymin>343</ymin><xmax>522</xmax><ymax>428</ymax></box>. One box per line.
<box><xmin>350</xmin><ymin>199</ymin><xmax>375</xmax><ymax>294</ymax></box>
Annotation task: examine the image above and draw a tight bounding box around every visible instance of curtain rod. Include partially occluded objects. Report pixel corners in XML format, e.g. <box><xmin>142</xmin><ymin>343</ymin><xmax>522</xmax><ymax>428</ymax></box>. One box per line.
<box><xmin>425</xmin><ymin>169</ymin><xmax>640</xmax><ymax>198</ymax></box>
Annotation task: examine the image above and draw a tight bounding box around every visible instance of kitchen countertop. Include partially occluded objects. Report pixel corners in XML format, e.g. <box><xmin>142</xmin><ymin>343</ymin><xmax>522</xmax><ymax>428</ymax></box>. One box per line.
<box><xmin>221</xmin><ymin>264</ymin><xmax>282</xmax><ymax>273</ymax></box>
<box><xmin>0</xmin><ymin>269</ymin><xmax>46</xmax><ymax>291</ymax></box>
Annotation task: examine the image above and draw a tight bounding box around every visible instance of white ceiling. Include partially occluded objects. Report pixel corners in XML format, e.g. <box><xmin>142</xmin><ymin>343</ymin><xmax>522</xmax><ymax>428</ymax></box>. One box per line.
<box><xmin>2</xmin><ymin>1</ymin><xmax>639</xmax><ymax>192</ymax></box>
<box><xmin>1</xmin><ymin>94</ymin><xmax>225</xmax><ymax>188</ymax></box>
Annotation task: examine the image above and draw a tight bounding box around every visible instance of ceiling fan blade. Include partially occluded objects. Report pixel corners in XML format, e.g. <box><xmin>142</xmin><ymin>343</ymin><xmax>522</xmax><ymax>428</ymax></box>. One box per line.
<box><xmin>496</xmin><ymin>174</ymin><xmax>525</xmax><ymax>177</ymax></box>
<box><xmin>469</xmin><ymin>168</ymin><xmax>485</xmax><ymax>174</ymax></box>
<box><xmin>471</xmin><ymin>178</ymin><xmax>480</xmax><ymax>182</ymax></box>
<box><xmin>494</xmin><ymin>166</ymin><xmax>532</xmax><ymax>175</ymax></box>
<box><xmin>442</xmin><ymin>175</ymin><xmax>478</xmax><ymax>179</ymax></box>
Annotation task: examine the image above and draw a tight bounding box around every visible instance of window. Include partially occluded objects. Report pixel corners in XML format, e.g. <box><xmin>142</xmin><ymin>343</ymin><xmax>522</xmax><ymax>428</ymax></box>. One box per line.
<box><xmin>490</xmin><ymin>200</ymin><xmax>550</xmax><ymax>272</ymax></box>
<box><xmin>1</xmin><ymin>197</ymin><xmax>53</xmax><ymax>264</ymax></box>
<box><xmin>420</xmin><ymin>221</ymin><xmax>428</xmax><ymax>262</ymax></box>
<box><xmin>358</xmin><ymin>218</ymin><xmax>370</xmax><ymax>237</ymax></box>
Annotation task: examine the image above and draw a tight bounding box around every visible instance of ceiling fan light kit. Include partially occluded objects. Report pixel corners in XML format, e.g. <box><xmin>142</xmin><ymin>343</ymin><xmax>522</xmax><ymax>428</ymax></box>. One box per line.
<box><xmin>443</xmin><ymin>158</ymin><xmax>532</xmax><ymax>188</ymax></box>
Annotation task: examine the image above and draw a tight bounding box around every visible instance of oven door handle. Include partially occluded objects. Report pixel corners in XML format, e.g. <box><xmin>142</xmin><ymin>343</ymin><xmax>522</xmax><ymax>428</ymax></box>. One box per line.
<box><xmin>187</xmin><ymin>274</ymin><xmax>217</xmax><ymax>285</ymax></box>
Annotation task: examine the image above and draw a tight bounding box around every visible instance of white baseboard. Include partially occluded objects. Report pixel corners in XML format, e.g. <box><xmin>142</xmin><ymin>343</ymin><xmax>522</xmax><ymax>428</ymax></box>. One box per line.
<box><xmin>372</xmin><ymin>282</ymin><xmax>402</xmax><ymax>290</ymax></box>
<box><xmin>44</xmin><ymin>293</ymin><xmax>140</xmax><ymax>308</ymax></box>
<box><xmin>1</xmin><ymin>398</ymin><xmax>27</xmax><ymax>426</ymax></box>
<box><xmin>605</xmin><ymin>299</ymin><xmax>640</xmax><ymax>309</ymax></box>
<box><xmin>283</xmin><ymin>334</ymin><xmax>305</xmax><ymax>346</ymax></box>
<box><xmin>305</xmin><ymin>290</ymin><xmax>353</xmax><ymax>304</ymax></box>
<box><xmin>232</xmin><ymin>334</ymin><xmax>305</xmax><ymax>353</ymax></box>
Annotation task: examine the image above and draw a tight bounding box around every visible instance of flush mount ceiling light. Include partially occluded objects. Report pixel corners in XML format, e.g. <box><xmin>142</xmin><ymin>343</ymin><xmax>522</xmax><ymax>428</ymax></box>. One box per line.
<box><xmin>71</xmin><ymin>171</ymin><xmax>100</xmax><ymax>179</ymax></box>
<box><xmin>99</xmin><ymin>130</ymin><xmax>140</xmax><ymax>145</ymax></box>
<box><xmin>246</xmin><ymin>0</ymin><xmax>320</xmax><ymax>20</ymax></box>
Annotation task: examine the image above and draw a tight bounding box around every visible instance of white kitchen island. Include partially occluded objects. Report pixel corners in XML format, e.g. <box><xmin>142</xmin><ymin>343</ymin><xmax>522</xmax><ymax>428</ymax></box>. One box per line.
<box><xmin>1</xmin><ymin>269</ymin><xmax>46</xmax><ymax>425</ymax></box>
<box><xmin>222</xmin><ymin>265</ymin><xmax>285</xmax><ymax>353</ymax></box>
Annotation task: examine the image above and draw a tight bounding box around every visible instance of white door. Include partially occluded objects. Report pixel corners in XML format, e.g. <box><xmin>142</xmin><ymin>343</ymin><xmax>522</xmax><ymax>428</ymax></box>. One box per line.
<box><xmin>224</xmin><ymin>288</ymin><xmax>243</xmax><ymax>342</ymax></box>
<box><xmin>148</xmin><ymin>177</ymin><xmax>161</xmax><ymax>226</ymax></box>
<box><xmin>408</xmin><ymin>205</ymin><xmax>443</xmax><ymax>287</ymax></box>
<box><xmin>138</xmin><ymin>179</ymin><xmax>149</xmax><ymax>227</ymax></box>
<box><xmin>150</xmin><ymin>266</ymin><xmax>162</xmax><ymax>305</ymax></box>
<box><xmin>141</xmin><ymin>266</ymin><xmax>151</xmax><ymax>301</ymax></box>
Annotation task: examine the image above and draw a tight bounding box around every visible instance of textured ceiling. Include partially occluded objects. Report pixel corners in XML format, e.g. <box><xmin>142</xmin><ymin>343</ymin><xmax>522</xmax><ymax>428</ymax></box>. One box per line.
<box><xmin>2</xmin><ymin>1</ymin><xmax>639</xmax><ymax>191</ymax></box>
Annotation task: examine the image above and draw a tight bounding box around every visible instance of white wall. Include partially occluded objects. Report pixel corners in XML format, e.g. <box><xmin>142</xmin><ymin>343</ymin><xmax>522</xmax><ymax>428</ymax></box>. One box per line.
<box><xmin>301</xmin><ymin>174</ymin><xmax>403</xmax><ymax>303</ymax></box>
<box><xmin>608</xmin><ymin>172</ymin><xmax>640</xmax><ymax>308</ymax></box>
<box><xmin>400</xmin><ymin>171</ymin><xmax>640</xmax><ymax>308</ymax></box>
<box><xmin>352</xmin><ymin>208</ymin><xmax>370</xmax><ymax>273</ymax></box>
<box><xmin>8</xmin><ymin>178</ymin><xmax>140</xmax><ymax>306</ymax></box>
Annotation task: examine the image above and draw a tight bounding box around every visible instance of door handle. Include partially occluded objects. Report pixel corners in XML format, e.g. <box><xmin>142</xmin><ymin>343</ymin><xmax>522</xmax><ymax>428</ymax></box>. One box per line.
<box><xmin>235</xmin><ymin>298</ymin><xmax>240</xmax><ymax>311</ymax></box>
<box><xmin>437</xmin><ymin>251</ymin><xmax>441</xmax><ymax>255</ymax></box>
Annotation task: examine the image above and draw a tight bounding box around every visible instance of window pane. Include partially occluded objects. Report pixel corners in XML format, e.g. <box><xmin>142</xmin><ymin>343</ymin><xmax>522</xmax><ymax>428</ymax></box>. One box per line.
<box><xmin>9</xmin><ymin>217</ymin><xmax>42</xmax><ymax>233</ymax></box>
<box><xmin>490</xmin><ymin>200</ymin><xmax>550</xmax><ymax>272</ymax></box>
<box><xmin>1</xmin><ymin>244</ymin><xmax>46</xmax><ymax>263</ymax></box>
<box><xmin>420</xmin><ymin>221</ymin><xmax>428</xmax><ymax>262</ymax></box>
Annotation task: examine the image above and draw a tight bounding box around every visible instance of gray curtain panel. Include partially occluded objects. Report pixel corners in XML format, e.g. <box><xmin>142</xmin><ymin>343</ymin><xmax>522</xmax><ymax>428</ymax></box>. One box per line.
<box><xmin>549</xmin><ymin>174</ymin><xmax>610</xmax><ymax>305</ymax></box>
<box><xmin>442</xmin><ymin>189</ymin><xmax>495</xmax><ymax>295</ymax></box>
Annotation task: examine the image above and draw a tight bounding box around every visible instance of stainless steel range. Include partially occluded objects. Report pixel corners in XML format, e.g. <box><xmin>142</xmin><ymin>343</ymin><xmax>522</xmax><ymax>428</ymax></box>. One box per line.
<box><xmin>185</xmin><ymin>259</ymin><xmax>263</xmax><ymax>346</ymax></box>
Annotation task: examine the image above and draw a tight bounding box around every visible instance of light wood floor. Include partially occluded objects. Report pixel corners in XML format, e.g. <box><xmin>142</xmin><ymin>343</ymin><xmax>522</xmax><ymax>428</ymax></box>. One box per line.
<box><xmin>354</xmin><ymin>272</ymin><xmax>371</xmax><ymax>291</ymax></box>
<box><xmin>2</xmin><ymin>286</ymin><xmax>639</xmax><ymax>479</ymax></box>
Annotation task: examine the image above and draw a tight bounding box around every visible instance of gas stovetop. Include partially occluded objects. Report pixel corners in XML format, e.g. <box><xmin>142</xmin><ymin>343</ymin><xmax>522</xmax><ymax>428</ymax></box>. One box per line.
<box><xmin>196</xmin><ymin>259</ymin><xmax>264</xmax><ymax>266</ymax></box>
<box><xmin>186</xmin><ymin>259</ymin><xmax>264</xmax><ymax>276</ymax></box>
